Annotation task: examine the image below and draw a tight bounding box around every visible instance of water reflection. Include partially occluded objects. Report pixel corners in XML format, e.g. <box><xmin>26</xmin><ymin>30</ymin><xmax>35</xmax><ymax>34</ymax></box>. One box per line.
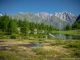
<box><xmin>26</xmin><ymin>42</ymin><xmax>41</xmax><ymax>48</ymax></box>
<box><xmin>52</xmin><ymin>33</ymin><xmax>80</xmax><ymax>40</ymax></box>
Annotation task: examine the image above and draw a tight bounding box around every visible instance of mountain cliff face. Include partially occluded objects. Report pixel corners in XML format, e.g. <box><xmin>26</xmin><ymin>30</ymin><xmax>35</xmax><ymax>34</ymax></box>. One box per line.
<box><xmin>54</xmin><ymin>11</ymin><xmax>76</xmax><ymax>24</ymax></box>
<box><xmin>35</xmin><ymin>11</ymin><xmax>77</xmax><ymax>29</ymax></box>
<box><xmin>0</xmin><ymin>11</ymin><xmax>77</xmax><ymax>29</ymax></box>
<box><xmin>35</xmin><ymin>12</ymin><xmax>53</xmax><ymax>20</ymax></box>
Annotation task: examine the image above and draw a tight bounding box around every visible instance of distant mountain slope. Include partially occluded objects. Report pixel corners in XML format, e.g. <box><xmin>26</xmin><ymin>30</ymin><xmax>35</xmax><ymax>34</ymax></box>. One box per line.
<box><xmin>0</xmin><ymin>11</ymin><xmax>77</xmax><ymax>29</ymax></box>
<box><xmin>50</xmin><ymin>15</ymin><xmax>68</xmax><ymax>29</ymax></box>
<box><xmin>8</xmin><ymin>12</ymin><xmax>45</xmax><ymax>23</ymax></box>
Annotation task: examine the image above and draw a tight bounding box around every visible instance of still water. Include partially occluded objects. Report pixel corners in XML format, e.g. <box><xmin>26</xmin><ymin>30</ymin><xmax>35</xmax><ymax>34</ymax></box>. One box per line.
<box><xmin>26</xmin><ymin>42</ymin><xmax>41</xmax><ymax>48</ymax></box>
<box><xmin>52</xmin><ymin>33</ymin><xmax>80</xmax><ymax>40</ymax></box>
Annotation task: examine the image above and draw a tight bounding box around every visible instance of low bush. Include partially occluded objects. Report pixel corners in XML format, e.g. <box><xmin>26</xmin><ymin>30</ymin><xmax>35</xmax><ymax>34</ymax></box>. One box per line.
<box><xmin>66</xmin><ymin>42</ymin><xmax>80</xmax><ymax>48</ymax></box>
<box><xmin>74</xmin><ymin>50</ymin><xmax>80</xmax><ymax>57</ymax></box>
<box><xmin>10</xmin><ymin>35</ymin><xmax>16</xmax><ymax>39</ymax></box>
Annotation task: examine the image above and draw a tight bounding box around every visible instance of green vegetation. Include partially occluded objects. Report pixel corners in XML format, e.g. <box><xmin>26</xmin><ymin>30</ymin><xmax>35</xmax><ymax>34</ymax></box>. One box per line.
<box><xmin>53</xmin><ymin>30</ymin><xmax>79</xmax><ymax>35</ymax></box>
<box><xmin>0</xmin><ymin>51</ymin><xmax>20</xmax><ymax>60</ymax></box>
<box><xmin>0</xmin><ymin>15</ymin><xmax>56</xmax><ymax>39</ymax></box>
<box><xmin>72</xmin><ymin>15</ymin><xmax>80</xmax><ymax>29</ymax></box>
<box><xmin>64</xmin><ymin>15</ymin><xmax>80</xmax><ymax>30</ymax></box>
<box><xmin>0</xmin><ymin>39</ymin><xmax>80</xmax><ymax>60</ymax></box>
<box><xmin>64</xmin><ymin>24</ymin><xmax>72</xmax><ymax>30</ymax></box>
<box><xmin>53</xmin><ymin>15</ymin><xmax>80</xmax><ymax>35</ymax></box>
<box><xmin>0</xmin><ymin>14</ymin><xmax>80</xmax><ymax>60</ymax></box>
<box><xmin>64</xmin><ymin>40</ymin><xmax>80</xmax><ymax>58</ymax></box>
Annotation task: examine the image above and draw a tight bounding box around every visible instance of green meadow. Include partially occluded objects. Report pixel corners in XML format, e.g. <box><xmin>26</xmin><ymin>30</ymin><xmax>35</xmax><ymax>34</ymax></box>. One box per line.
<box><xmin>53</xmin><ymin>30</ymin><xmax>80</xmax><ymax>35</ymax></box>
<box><xmin>0</xmin><ymin>39</ymin><xmax>80</xmax><ymax>60</ymax></box>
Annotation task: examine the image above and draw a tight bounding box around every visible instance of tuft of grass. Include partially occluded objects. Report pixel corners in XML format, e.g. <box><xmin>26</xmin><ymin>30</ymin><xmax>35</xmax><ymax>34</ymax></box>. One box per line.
<box><xmin>66</xmin><ymin>41</ymin><xmax>80</xmax><ymax>48</ymax></box>
<box><xmin>64</xmin><ymin>40</ymin><xmax>80</xmax><ymax>57</ymax></box>
<box><xmin>10</xmin><ymin>46</ymin><xmax>19</xmax><ymax>51</ymax></box>
<box><xmin>50</xmin><ymin>40</ymin><xmax>65</xmax><ymax>46</ymax></box>
<box><xmin>31</xmin><ymin>47</ymin><xmax>69</xmax><ymax>59</ymax></box>
<box><xmin>72</xmin><ymin>49</ymin><xmax>80</xmax><ymax>58</ymax></box>
<box><xmin>0</xmin><ymin>51</ymin><xmax>20</xmax><ymax>60</ymax></box>
<box><xmin>32</xmin><ymin>47</ymin><xmax>57</xmax><ymax>56</ymax></box>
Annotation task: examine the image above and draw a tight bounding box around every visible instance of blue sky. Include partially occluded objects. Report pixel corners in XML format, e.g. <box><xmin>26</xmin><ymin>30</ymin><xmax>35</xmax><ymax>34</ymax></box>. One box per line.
<box><xmin>0</xmin><ymin>0</ymin><xmax>80</xmax><ymax>16</ymax></box>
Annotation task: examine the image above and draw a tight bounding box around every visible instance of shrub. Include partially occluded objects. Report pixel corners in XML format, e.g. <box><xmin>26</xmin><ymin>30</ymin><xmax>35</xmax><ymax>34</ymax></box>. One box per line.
<box><xmin>66</xmin><ymin>42</ymin><xmax>80</xmax><ymax>48</ymax></box>
<box><xmin>10</xmin><ymin>35</ymin><xmax>16</xmax><ymax>39</ymax></box>
<box><xmin>74</xmin><ymin>50</ymin><xmax>80</xmax><ymax>57</ymax></box>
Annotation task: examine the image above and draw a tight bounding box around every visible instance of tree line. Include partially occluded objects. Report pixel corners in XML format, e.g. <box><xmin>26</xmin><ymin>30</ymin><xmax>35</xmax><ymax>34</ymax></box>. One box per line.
<box><xmin>0</xmin><ymin>15</ymin><xmax>56</xmax><ymax>36</ymax></box>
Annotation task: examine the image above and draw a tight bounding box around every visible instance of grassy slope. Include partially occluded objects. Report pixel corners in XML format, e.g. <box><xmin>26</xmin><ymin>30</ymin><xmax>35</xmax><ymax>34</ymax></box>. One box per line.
<box><xmin>53</xmin><ymin>30</ymin><xmax>80</xmax><ymax>35</ymax></box>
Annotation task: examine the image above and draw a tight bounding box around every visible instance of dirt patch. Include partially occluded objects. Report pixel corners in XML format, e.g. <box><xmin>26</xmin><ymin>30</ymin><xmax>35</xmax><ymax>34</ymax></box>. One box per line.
<box><xmin>53</xmin><ymin>45</ymin><xmax>70</xmax><ymax>55</ymax></box>
<box><xmin>42</xmin><ymin>46</ymin><xmax>52</xmax><ymax>50</ymax></box>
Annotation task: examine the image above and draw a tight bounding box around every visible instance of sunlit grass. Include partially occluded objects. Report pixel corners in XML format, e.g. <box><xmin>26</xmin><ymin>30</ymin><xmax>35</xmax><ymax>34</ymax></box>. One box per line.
<box><xmin>53</xmin><ymin>30</ymin><xmax>79</xmax><ymax>35</ymax></box>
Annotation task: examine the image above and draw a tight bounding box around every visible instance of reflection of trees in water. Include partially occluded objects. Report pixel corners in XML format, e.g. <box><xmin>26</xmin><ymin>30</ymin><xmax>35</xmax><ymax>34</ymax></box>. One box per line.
<box><xmin>65</xmin><ymin>34</ymin><xmax>72</xmax><ymax>39</ymax></box>
<box><xmin>72</xmin><ymin>35</ymin><xmax>80</xmax><ymax>39</ymax></box>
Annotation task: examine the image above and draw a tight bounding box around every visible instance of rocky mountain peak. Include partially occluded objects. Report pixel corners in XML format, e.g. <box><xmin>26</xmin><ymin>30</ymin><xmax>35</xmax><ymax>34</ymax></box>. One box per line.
<box><xmin>35</xmin><ymin>12</ymin><xmax>53</xmax><ymax>20</ymax></box>
<box><xmin>54</xmin><ymin>11</ymin><xmax>77</xmax><ymax>24</ymax></box>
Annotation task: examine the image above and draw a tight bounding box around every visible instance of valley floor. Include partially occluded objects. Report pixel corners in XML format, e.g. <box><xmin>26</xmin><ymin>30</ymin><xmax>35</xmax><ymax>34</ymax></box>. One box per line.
<box><xmin>0</xmin><ymin>39</ymin><xmax>80</xmax><ymax>60</ymax></box>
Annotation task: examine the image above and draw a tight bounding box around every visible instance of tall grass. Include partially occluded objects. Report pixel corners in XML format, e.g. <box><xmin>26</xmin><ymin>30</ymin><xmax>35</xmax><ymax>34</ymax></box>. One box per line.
<box><xmin>64</xmin><ymin>40</ymin><xmax>80</xmax><ymax>57</ymax></box>
<box><xmin>32</xmin><ymin>47</ymin><xmax>58</xmax><ymax>56</ymax></box>
<box><xmin>0</xmin><ymin>51</ymin><xmax>20</xmax><ymax>60</ymax></box>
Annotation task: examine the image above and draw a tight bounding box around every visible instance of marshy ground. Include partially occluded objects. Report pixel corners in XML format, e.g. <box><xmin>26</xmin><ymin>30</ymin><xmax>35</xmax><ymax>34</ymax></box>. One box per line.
<box><xmin>0</xmin><ymin>39</ymin><xmax>80</xmax><ymax>60</ymax></box>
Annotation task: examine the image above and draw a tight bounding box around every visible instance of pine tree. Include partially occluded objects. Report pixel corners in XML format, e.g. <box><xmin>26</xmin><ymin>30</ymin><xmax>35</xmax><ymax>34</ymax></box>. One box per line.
<box><xmin>49</xmin><ymin>25</ymin><xmax>54</xmax><ymax>31</ymax></box>
<box><xmin>65</xmin><ymin>24</ymin><xmax>71</xmax><ymax>30</ymax></box>
<box><xmin>0</xmin><ymin>15</ymin><xmax>10</xmax><ymax>32</ymax></box>
<box><xmin>20</xmin><ymin>19</ymin><xmax>29</xmax><ymax>36</ymax></box>
<box><xmin>18</xmin><ymin>19</ymin><xmax>23</xmax><ymax>27</ymax></box>
<box><xmin>7</xmin><ymin>19</ymin><xmax>18</xmax><ymax>34</ymax></box>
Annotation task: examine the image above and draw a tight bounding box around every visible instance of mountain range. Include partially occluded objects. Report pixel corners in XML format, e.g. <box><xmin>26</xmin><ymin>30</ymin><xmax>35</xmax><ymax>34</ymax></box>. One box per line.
<box><xmin>0</xmin><ymin>11</ymin><xmax>77</xmax><ymax>29</ymax></box>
